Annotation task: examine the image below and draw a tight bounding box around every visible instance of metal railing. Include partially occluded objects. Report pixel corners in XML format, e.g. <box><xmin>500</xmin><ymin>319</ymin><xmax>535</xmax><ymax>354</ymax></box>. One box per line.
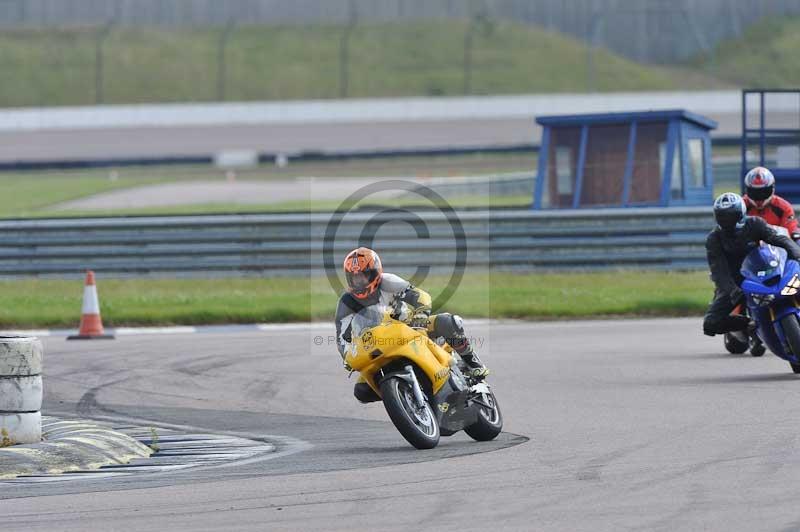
<box><xmin>0</xmin><ymin>207</ymin><xmax>715</xmax><ymax>278</ymax></box>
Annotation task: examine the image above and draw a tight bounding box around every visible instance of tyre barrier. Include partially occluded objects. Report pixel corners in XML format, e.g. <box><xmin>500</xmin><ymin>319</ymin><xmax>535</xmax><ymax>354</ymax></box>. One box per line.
<box><xmin>0</xmin><ymin>337</ymin><xmax>43</xmax><ymax>446</ymax></box>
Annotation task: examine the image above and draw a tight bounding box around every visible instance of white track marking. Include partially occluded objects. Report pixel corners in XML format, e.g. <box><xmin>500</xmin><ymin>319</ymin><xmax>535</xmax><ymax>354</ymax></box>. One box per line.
<box><xmin>0</xmin><ymin>319</ymin><xmax>503</xmax><ymax>338</ymax></box>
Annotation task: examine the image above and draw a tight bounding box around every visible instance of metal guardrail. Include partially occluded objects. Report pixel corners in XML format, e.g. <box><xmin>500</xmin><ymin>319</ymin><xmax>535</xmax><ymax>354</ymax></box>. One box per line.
<box><xmin>0</xmin><ymin>207</ymin><xmax>715</xmax><ymax>278</ymax></box>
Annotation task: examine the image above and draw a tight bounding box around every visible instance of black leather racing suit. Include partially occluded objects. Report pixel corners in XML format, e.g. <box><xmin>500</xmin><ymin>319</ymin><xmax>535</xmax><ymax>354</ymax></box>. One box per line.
<box><xmin>703</xmin><ymin>216</ymin><xmax>800</xmax><ymax>336</ymax></box>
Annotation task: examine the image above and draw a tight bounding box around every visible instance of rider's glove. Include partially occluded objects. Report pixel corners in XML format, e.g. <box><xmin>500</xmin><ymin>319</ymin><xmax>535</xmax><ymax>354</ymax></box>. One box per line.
<box><xmin>408</xmin><ymin>313</ymin><xmax>430</xmax><ymax>330</ymax></box>
<box><xmin>342</xmin><ymin>358</ymin><xmax>353</xmax><ymax>372</ymax></box>
<box><xmin>392</xmin><ymin>300</ymin><xmax>412</xmax><ymax>322</ymax></box>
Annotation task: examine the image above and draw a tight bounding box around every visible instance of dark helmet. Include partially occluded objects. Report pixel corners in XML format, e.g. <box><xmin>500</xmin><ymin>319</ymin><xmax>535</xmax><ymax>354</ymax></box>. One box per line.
<box><xmin>744</xmin><ymin>166</ymin><xmax>776</xmax><ymax>208</ymax></box>
<box><xmin>713</xmin><ymin>192</ymin><xmax>746</xmax><ymax>232</ymax></box>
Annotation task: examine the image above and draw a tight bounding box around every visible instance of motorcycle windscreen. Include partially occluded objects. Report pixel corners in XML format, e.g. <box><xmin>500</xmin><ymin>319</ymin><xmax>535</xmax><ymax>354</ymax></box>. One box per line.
<box><xmin>350</xmin><ymin>305</ymin><xmax>385</xmax><ymax>339</ymax></box>
<box><xmin>740</xmin><ymin>244</ymin><xmax>786</xmax><ymax>283</ymax></box>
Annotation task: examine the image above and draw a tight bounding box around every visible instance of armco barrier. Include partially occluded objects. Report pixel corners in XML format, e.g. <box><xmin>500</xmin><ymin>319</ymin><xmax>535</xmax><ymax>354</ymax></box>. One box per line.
<box><xmin>0</xmin><ymin>337</ymin><xmax>43</xmax><ymax>446</ymax></box>
<box><xmin>0</xmin><ymin>207</ymin><xmax>714</xmax><ymax>277</ymax></box>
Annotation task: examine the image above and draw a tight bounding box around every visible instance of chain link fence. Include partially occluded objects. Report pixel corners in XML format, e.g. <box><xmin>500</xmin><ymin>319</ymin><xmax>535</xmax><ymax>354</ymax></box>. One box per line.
<box><xmin>0</xmin><ymin>0</ymin><xmax>798</xmax><ymax>62</ymax></box>
<box><xmin>0</xmin><ymin>0</ymin><xmax>797</xmax><ymax>106</ymax></box>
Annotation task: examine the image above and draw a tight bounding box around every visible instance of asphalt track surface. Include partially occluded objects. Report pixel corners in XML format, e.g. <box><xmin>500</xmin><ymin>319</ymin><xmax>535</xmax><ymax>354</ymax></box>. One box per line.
<box><xmin>0</xmin><ymin>119</ymin><xmax>538</xmax><ymax>162</ymax></box>
<box><xmin>55</xmin><ymin>177</ymin><xmax>423</xmax><ymax>210</ymax></box>
<box><xmin>5</xmin><ymin>318</ymin><xmax>800</xmax><ymax>531</ymax></box>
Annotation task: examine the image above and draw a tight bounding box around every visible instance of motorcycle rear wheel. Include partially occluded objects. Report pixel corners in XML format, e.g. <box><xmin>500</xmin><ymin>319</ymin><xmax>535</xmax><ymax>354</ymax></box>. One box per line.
<box><xmin>779</xmin><ymin>315</ymin><xmax>800</xmax><ymax>374</ymax></box>
<box><xmin>381</xmin><ymin>377</ymin><xmax>440</xmax><ymax>449</ymax></box>
<box><xmin>464</xmin><ymin>390</ymin><xmax>503</xmax><ymax>442</ymax></box>
<box><xmin>749</xmin><ymin>340</ymin><xmax>766</xmax><ymax>357</ymax></box>
<box><xmin>723</xmin><ymin>332</ymin><xmax>748</xmax><ymax>354</ymax></box>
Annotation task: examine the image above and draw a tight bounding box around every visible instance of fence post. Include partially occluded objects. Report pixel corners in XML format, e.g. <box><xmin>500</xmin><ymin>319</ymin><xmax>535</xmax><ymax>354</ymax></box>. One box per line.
<box><xmin>94</xmin><ymin>21</ymin><xmax>114</xmax><ymax>105</ymax></box>
<box><xmin>463</xmin><ymin>19</ymin><xmax>474</xmax><ymax>95</ymax></box>
<box><xmin>217</xmin><ymin>20</ymin><xmax>236</xmax><ymax>101</ymax></box>
<box><xmin>680</xmin><ymin>4</ymin><xmax>714</xmax><ymax>77</ymax></box>
<box><xmin>339</xmin><ymin>0</ymin><xmax>358</xmax><ymax>99</ymax></box>
<box><xmin>586</xmin><ymin>10</ymin><xmax>603</xmax><ymax>92</ymax></box>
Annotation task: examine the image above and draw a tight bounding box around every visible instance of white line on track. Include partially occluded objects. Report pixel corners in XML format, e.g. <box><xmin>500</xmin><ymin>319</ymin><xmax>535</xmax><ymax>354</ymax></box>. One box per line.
<box><xmin>0</xmin><ymin>323</ymin><xmax>332</xmax><ymax>337</ymax></box>
<box><xmin>0</xmin><ymin>319</ymin><xmax>499</xmax><ymax>337</ymax></box>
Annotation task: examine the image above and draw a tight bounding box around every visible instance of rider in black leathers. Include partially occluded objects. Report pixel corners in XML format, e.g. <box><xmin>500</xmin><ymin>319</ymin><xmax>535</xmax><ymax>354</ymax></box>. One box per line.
<box><xmin>704</xmin><ymin>192</ymin><xmax>800</xmax><ymax>336</ymax></box>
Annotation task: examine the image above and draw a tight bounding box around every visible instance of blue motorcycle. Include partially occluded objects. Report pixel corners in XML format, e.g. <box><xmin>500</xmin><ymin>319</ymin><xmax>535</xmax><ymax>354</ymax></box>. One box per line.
<box><xmin>740</xmin><ymin>243</ymin><xmax>800</xmax><ymax>372</ymax></box>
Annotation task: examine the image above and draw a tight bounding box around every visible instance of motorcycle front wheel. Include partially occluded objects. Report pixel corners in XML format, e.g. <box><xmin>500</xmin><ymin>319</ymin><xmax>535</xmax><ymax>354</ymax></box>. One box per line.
<box><xmin>779</xmin><ymin>314</ymin><xmax>800</xmax><ymax>373</ymax></box>
<box><xmin>381</xmin><ymin>377</ymin><xmax>440</xmax><ymax>449</ymax></box>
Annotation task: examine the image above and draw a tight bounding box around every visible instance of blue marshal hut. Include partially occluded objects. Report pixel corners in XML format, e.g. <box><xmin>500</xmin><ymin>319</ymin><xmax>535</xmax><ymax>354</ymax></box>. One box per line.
<box><xmin>532</xmin><ymin>110</ymin><xmax>717</xmax><ymax>209</ymax></box>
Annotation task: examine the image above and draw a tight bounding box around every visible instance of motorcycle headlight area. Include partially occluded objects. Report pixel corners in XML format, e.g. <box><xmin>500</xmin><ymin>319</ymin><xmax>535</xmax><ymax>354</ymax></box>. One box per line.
<box><xmin>781</xmin><ymin>274</ymin><xmax>800</xmax><ymax>296</ymax></box>
<box><xmin>751</xmin><ymin>293</ymin><xmax>776</xmax><ymax>306</ymax></box>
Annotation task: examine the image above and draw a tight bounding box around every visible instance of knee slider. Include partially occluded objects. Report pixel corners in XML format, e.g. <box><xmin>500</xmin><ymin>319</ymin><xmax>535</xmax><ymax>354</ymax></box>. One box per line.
<box><xmin>432</xmin><ymin>313</ymin><xmax>465</xmax><ymax>338</ymax></box>
<box><xmin>431</xmin><ymin>313</ymin><xmax>469</xmax><ymax>352</ymax></box>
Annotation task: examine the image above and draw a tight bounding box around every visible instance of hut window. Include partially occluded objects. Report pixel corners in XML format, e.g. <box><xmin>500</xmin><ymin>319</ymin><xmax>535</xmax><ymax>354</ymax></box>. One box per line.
<box><xmin>555</xmin><ymin>146</ymin><xmax>573</xmax><ymax>195</ymax></box>
<box><xmin>687</xmin><ymin>139</ymin><xmax>706</xmax><ymax>187</ymax></box>
<box><xmin>660</xmin><ymin>142</ymin><xmax>682</xmax><ymax>199</ymax></box>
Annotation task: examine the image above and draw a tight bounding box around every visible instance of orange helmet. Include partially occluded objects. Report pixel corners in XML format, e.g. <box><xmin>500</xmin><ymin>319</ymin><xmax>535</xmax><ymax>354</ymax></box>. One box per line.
<box><xmin>343</xmin><ymin>247</ymin><xmax>382</xmax><ymax>299</ymax></box>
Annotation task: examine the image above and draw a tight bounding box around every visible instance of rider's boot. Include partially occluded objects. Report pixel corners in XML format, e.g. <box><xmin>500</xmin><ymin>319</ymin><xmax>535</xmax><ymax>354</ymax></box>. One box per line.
<box><xmin>459</xmin><ymin>348</ymin><xmax>490</xmax><ymax>380</ymax></box>
<box><xmin>354</xmin><ymin>380</ymin><xmax>380</xmax><ymax>403</ymax></box>
<box><xmin>749</xmin><ymin>334</ymin><xmax>766</xmax><ymax>357</ymax></box>
<box><xmin>429</xmin><ymin>313</ymin><xmax>490</xmax><ymax>380</ymax></box>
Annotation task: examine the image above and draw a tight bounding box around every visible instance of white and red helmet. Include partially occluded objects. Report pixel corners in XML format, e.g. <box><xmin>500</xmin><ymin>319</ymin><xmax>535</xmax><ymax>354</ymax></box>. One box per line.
<box><xmin>744</xmin><ymin>166</ymin><xmax>776</xmax><ymax>208</ymax></box>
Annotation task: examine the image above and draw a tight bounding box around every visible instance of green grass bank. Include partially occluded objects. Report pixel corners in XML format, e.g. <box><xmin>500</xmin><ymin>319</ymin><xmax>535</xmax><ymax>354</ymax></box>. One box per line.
<box><xmin>10</xmin><ymin>16</ymin><xmax>800</xmax><ymax>108</ymax></box>
<box><xmin>0</xmin><ymin>20</ymin><xmax>723</xmax><ymax>107</ymax></box>
<box><xmin>697</xmin><ymin>16</ymin><xmax>800</xmax><ymax>88</ymax></box>
<box><xmin>0</xmin><ymin>271</ymin><xmax>712</xmax><ymax>329</ymax></box>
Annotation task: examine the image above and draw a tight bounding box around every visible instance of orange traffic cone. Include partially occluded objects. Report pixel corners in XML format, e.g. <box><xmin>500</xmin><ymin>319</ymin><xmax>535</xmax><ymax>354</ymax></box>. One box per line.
<box><xmin>67</xmin><ymin>271</ymin><xmax>115</xmax><ymax>340</ymax></box>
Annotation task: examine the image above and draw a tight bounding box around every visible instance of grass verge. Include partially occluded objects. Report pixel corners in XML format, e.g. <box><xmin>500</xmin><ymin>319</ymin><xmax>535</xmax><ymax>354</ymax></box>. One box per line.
<box><xmin>0</xmin><ymin>271</ymin><xmax>712</xmax><ymax>329</ymax></box>
<box><xmin>0</xmin><ymin>172</ymin><xmax>169</xmax><ymax>218</ymax></box>
<box><xmin>696</xmin><ymin>16</ymin><xmax>800</xmax><ymax>88</ymax></box>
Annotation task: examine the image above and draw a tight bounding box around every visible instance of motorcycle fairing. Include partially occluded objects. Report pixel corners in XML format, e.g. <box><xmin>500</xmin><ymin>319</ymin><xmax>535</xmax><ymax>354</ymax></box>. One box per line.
<box><xmin>741</xmin><ymin>245</ymin><xmax>787</xmax><ymax>284</ymax></box>
<box><xmin>741</xmin><ymin>245</ymin><xmax>800</xmax><ymax>363</ymax></box>
<box><xmin>750</xmin><ymin>304</ymin><xmax>799</xmax><ymax>362</ymax></box>
<box><xmin>347</xmin><ymin>319</ymin><xmax>453</xmax><ymax>396</ymax></box>
<box><xmin>429</xmin><ymin>377</ymin><xmax>478</xmax><ymax>435</ymax></box>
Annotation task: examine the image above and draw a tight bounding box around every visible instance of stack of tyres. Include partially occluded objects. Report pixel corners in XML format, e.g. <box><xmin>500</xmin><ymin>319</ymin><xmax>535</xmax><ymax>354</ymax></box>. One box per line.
<box><xmin>0</xmin><ymin>337</ymin><xmax>43</xmax><ymax>445</ymax></box>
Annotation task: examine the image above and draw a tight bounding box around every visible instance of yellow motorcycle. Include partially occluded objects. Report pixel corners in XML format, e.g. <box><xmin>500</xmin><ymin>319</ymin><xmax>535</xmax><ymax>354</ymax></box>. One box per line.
<box><xmin>344</xmin><ymin>303</ymin><xmax>502</xmax><ymax>449</ymax></box>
